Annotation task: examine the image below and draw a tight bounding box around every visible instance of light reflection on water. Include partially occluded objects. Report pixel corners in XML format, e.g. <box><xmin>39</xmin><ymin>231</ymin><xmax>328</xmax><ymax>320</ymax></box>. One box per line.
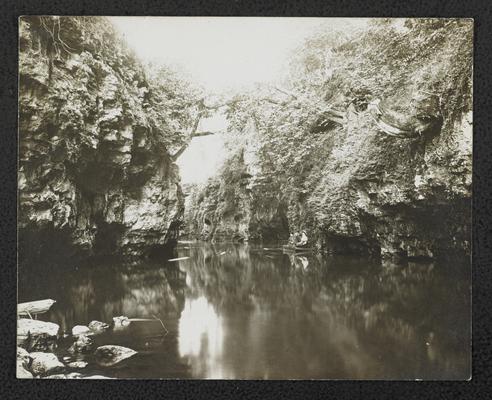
<box><xmin>178</xmin><ymin>296</ymin><xmax>226</xmax><ymax>379</ymax></box>
<box><xmin>18</xmin><ymin>242</ymin><xmax>471</xmax><ymax>380</ymax></box>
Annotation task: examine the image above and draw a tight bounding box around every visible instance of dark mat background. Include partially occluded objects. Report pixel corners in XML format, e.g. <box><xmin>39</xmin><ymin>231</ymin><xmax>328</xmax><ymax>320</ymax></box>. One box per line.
<box><xmin>1</xmin><ymin>1</ymin><xmax>491</xmax><ymax>398</ymax></box>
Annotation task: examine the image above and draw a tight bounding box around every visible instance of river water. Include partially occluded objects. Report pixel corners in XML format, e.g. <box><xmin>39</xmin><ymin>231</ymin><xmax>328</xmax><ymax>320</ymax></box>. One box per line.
<box><xmin>18</xmin><ymin>242</ymin><xmax>470</xmax><ymax>380</ymax></box>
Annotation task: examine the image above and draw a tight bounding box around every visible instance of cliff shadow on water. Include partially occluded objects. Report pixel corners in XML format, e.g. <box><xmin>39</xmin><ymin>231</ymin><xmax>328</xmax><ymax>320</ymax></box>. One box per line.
<box><xmin>17</xmin><ymin>243</ymin><xmax>470</xmax><ymax>379</ymax></box>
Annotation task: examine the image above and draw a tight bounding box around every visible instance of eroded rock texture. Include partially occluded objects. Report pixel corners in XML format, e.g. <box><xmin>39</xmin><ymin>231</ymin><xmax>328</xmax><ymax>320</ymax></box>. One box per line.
<box><xmin>183</xmin><ymin>124</ymin><xmax>289</xmax><ymax>242</ymax></box>
<box><xmin>184</xmin><ymin>18</ymin><xmax>472</xmax><ymax>261</ymax></box>
<box><xmin>18</xmin><ymin>17</ymin><xmax>184</xmax><ymax>261</ymax></box>
<box><xmin>185</xmin><ymin>105</ymin><xmax>471</xmax><ymax>260</ymax></box>
<box><xmin>308</xmin><ymin>107</ymin><xmax>472</xmax><ymax>259</ymax></box>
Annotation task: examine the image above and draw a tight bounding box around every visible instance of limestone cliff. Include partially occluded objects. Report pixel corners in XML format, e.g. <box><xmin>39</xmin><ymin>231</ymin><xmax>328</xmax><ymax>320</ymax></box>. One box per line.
<box><xmin>184</xmin><ymin>20</ymin><xmax>472</xmax><ymax>260</ymax></box>
<box><xmin>18</xmin><ymin>16</ymin><xmax>184</xmax><ymax>261</ymax></box>
<box><xmin>305</xmin><ymin>107</ymin><xmax>471</xmax><ymax>259</ymax></box>
<box><xmin>184</xmin><ymin>105</ymin><xmax>470</xmax><ymax>259</ymax></box>
<box><xmin>183</xmin><ymin>124</ymin><xmax>289</xmax><ymax>242</ymax></box>
<box><xmin>183</xmin><ymin>152</ymin><xmax>289</xmax><ymax>242</ymax></box>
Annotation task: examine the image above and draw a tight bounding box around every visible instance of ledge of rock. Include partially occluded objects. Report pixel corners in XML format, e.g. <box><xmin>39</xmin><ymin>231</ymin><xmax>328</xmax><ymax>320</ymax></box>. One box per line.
<box><xmin>94</xmin><ymin>345</ymin><xmax>137</xmax><ymax>367</ymax></box>
<box><xmin>17</xmin><ymin>319</ymin><xmax>60</xmax><ymax>352</ymax></box>
<box><xmin>30</xmin><ymin>352</ymin><xmax>65</xmax><ymax>376</ymax></box>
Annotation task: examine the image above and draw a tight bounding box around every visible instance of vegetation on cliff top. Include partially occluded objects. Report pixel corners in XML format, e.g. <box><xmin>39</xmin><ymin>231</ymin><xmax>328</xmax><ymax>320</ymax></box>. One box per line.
<box><xmin>190</xmin><ymin>18</ymin><xmax>472</xmax><ymax>256</ymax></box>
<box><xmin>19</xmin><ymin>16</ymin><xmax>205</xmax><ymax>257</ymax></box>
<box><xmin>20</xmin><ymin>16</ymin><xmax>204</xmax><ymax>156</ymax></box>
<box><xmin>224</xmin><ymin>18</ymin><xmax>472</xmax><ymax>187</ymax></box>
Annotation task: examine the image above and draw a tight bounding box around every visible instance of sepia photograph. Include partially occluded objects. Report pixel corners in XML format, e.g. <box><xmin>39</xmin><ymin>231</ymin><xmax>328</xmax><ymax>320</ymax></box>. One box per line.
<box><xmin>17</xmin><ymin>16</ymin><xmax>472</xmax><ymax>380</ymax></box>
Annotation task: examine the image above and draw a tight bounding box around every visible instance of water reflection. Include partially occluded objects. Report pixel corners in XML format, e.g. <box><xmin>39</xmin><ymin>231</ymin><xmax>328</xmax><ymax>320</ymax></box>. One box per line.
<box><xmin>18</xmin><ymin>261</ymin><xmax>185</xmax><ymax>335</ymax></box>
<box><xmin>18</xmin><ymin>243</ymin><xmax>470</xmax><ymax>380</ymax></box>
<box><xmin>177</xmin><ymin>243</ymin><xmax>470</xmax><ymax>379</ymax></box>
<box><xmin>178</xmin><ymin>296</ymin><xmax>225</xmax><ymax>378</ymax></box>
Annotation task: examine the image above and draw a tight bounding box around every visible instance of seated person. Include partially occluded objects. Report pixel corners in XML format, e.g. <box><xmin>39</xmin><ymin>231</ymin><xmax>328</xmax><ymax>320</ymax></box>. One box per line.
<box><xmin>296</xmin><ymin>230</ymin><xmax>309</xmax><ymax>247</ymax></box>
<box><xmin>288</xmin><ymin>232</ymin><xmax>299</xmax><ymax>245</ymax></box>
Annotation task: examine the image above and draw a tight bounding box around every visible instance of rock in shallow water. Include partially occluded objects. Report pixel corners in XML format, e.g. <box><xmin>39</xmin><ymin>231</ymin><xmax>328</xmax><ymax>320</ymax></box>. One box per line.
<box><xmin>112</xmin><ymin>316</ymin><xmax>131</xmax><ymax>331</ymax></box>
<box><xmin>17</xmin><ymin>347</ymin><xmax>31</xmax><ymax>369</ymax></box>
<box><xmin>72</xmin><ymin>325</ymin><xmax>91</xmax><ymax>336</ymax></box>
<box><xmin>16</xmin><ymin>361</ymin><xmax>33</xmax><ymax>379</ymax></box>
<box><xmin>67</xmin><ymin>361</ymin><xmax>88</xmax><ymax>369</ymax></box>
<box><xmin>94</xmin><ymin>345</ymin><xmax>137</xmax><ymax>367</ymax></box>
<box><xmin>17</xmin><ymin>319</ymin><xmax>60</xmax><ymax>351</ymax></box>
<box><xmin>68</xmin><ymin>334</ymin><xmax>94</xmax><ymax>354</ymax></box>
<box><xmin>88</xmin><ymin>320</ymin><xmax>110</xmax><ymax>334</ymax></box>
<box><xmin>30</xmin><ymin>352</ymin><xmax>65</xmax><ymax>376</ymax></box>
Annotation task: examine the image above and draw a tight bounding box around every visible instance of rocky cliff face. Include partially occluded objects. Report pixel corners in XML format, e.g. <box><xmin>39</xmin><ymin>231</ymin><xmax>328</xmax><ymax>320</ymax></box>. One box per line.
<box><xmin>183</xmin><ymin>123</ymin><xmax>289</xmax><ymax>242</ymax></box>
<box><xmin>183</xmin><ymin>152</ymin><xmax>289</xmax><ymax>242</ymax></box>
<box><xmin>18</xmin><ymin>17</ymin><xmax>184</xmax><ymax>262</ymax></box>
<box><xmin>184</xmin><ymin>20</ymin><xmax>472</xmax><ymax>261</ymax></box>
<box><xmin>185</xmin><ymin>106</ymin><xmax>471</xmax><ymax>260</ymax></box>
<box><xmin>306</xmin><ymin>107</ymin><xmax>472</xmax><ymax>259</ymax></box>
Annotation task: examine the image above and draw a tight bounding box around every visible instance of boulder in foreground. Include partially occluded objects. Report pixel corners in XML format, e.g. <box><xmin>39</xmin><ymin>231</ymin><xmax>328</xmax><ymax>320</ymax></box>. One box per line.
<box><xmin>17</xmin><ymin>299</ymin><xmax>56</xmax><ymax>318</ymax></box>
<box><xmin>30</xmin><ymin>352</ymin><xmax>65</xmax><ymax>376</ymax></box>
<box><xmin>17</xmin><ymin>347</ymin><xmax>31</xmax><ymax>369</ymax></box>
<box><xmin>94</xmin><ymin>345</ymin><xmax>137</xmax><ymax>367</ymax></box>
<box><xmin>68</xmin><ymin>334</ymin><xmax>94</xmax><ymax>354</ymax></box>
<box><xmin>17</xmin><ymin>319</ymin><xmax>60</xmax><ymax>351</ymax></box>
<box><xmin>88</xmin><ymin>320</ymin><xmax>110</xmax><ymax>334</ymax></box>
<box><xmin>16</xmin><ymin>361</ymin><xmax>33</xmax><ymax>379</ymax></box>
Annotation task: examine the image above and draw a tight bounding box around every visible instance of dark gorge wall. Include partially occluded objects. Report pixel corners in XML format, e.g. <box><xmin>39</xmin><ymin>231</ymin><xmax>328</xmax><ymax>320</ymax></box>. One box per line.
<box><xmin>182</xmin><ymin>122</ymin><xmax>289</xmax><ymax>243</ymax></box>
<box><xmin>308</xmin><ymin>108</ymin><xmax>472</xmax><ymax>259</ymax></box>
<box><xmin>184</xmin><ymin>108</ymin><xmax>471</xmax><ymax>260</ymax></box>
<box><xmin>18</xmin><ymin>17</ymin><xmax>184</xmax><ymax>262</ymax></box>
<box><xmin>183</xmin><ymin>19</ymin><xmax>472</xmax><ymax>261</ymax></box>
<box><xmin>183</xmin><ymin>149</ymin><xmax>289</xmax><ymax>243</ymax></box>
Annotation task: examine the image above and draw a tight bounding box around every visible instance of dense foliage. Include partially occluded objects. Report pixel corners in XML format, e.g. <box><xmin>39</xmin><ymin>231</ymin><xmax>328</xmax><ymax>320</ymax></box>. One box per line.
<box><xmin>182</xmin><ymin>18</ymin><xmax>471</xmax><ymax>258</ymax></box>
<box><xmin>222</xmin><ymin>18</ymin><xmax>473</xmax><ymax>226</ymax></box>
<box><xmin>19</xmin><ymin>16</ymin><xmax>203</xmax><ymax>258</ymax></box>
<box><xmin>22</xmin><ymin>16</ymin><xmax>204</xmax><ymax>155</ymax></box>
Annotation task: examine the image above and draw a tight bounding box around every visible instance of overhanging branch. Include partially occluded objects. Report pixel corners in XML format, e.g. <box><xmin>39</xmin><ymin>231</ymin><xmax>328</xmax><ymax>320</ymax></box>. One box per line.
<box><xmin>170</xmin><ymin>130</ymin><xmax>219</xmax><ymax>160</ymax></box>
<box><xmin>193</xmin><ymin>131</ymin><xmax>217</xmax><ymax>137</ymax></box>
<box><xmin>169</xmin><ymin>92</ymin><xmax>347</xmax><ymax>162</ymax></box>
<box><xmin>273</xmin><ymin>86</ymin><xmax>298</xmax><ymax>99</ymax></box>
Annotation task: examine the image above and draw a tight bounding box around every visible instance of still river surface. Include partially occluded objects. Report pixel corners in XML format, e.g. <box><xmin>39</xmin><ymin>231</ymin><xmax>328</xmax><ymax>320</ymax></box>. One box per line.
<box><xmin>18</xmin><ymin>242</ymin><xmax>470</xmax><ymax>380</ymax></box>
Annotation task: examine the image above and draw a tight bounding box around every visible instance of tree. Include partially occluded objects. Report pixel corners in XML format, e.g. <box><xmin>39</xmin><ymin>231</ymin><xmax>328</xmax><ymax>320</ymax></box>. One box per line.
<box><xmin>218</xmin><ymin>18</ymin><xmax>472</xmax><ymax>229</ymax></box>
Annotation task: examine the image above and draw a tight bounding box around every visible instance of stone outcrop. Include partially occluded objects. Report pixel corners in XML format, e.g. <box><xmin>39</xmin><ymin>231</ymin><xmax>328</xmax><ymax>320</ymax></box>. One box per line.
<box><xmin>308</xmin><ymin>106</ymin><xmax>471</xmax><ymax>259</ymax></box>
<box><xmin>16</xmin><ymin>347</ymin><xmax>33</xmax><ymax>378</ymax></box>
<box><xmin>18</xmin><ymin>16</ymin><xmax>184</xmax><ymax>262</ymax></box>
<box><xmin>72</xmin><ymin>325</ymin><xmax>91</xmax><ymax>336</ymax></box>
<box><xmin>94</xmin><ymin>345</ymin><xmax>137</xmax><ymax>367</ymax></box>
<box><xmin>17</xmin><ymin>364</ymin><xmax>34</xmax><ymax>379</ymax></box>
<box><xmin>30</xmin><ymin>352</ymin><xmax>65</xmax><ymax>376</ymax></box>
<box><xmin>68</xmin><ymin>334</ymin><xmax>94</xmax><ymax>354</ymax></box>
<box><xmin>183</xmin><ymin>126</ymin><xmax>289</xmax><ymax>242</ymax></box>
<box><xmin>185</xmin><ymin>104</ymin><xmax>471</xmax><ymax>260</ymax></box>
<box><xmin>17</xmin><ymin>319</ymin><xmax>60</xmax><ymax>352</ymax></box>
